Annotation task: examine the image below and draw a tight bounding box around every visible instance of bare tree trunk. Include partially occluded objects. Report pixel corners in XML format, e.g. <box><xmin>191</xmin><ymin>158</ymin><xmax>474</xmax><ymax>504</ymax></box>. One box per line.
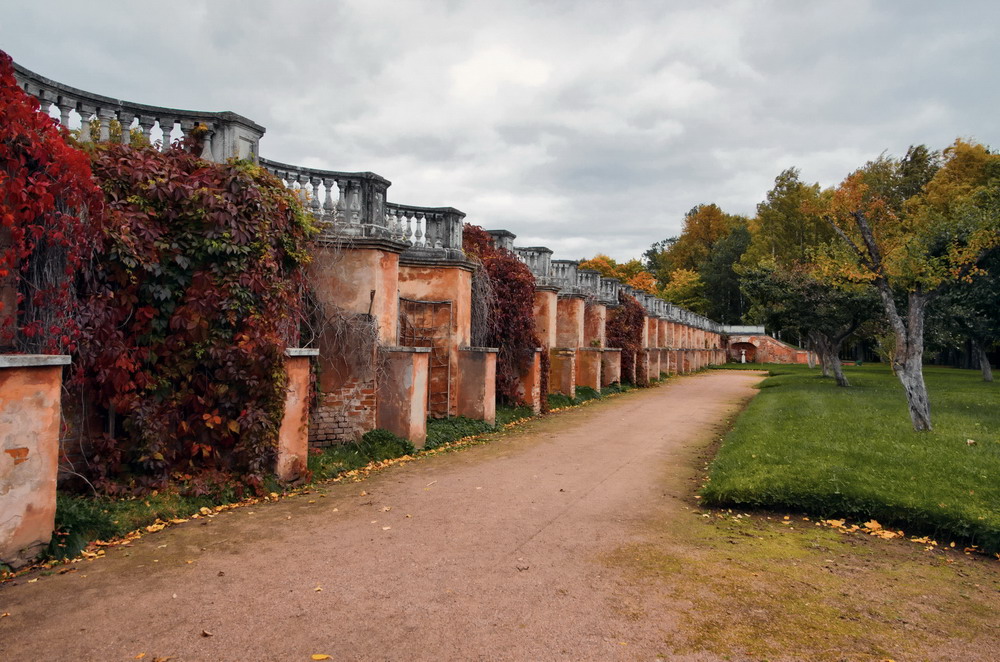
<box><xmin>972</xmin><ymin>338</ymin><xmax>994</xmax><ymax>382</ymax></box>
<box><xmin>877</xmin><ymin>285</ymin><xmax>932</xmax><ymax>431</ymax></box>
<box><xmin>811</xmin><ymin>332</ymin><xmax>849</xmax><ymax>387</ymax></box>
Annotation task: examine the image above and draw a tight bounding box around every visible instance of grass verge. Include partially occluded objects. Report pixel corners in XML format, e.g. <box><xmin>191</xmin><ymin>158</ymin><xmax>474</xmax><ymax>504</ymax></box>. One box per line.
<box><xmin>701</xmin><ymin>363</ymin><xmax>1000</xmax><ymax>553</ymax></box>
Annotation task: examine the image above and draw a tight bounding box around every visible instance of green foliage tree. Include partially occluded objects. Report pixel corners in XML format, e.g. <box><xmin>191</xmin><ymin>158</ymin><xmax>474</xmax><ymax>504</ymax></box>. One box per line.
<box><xmin>819</xmin><ymin>141</ymin><xmax>1000</xmax><ymax>430</ymax></box>
<box><xmin>926</xmin><ymin>247</ymin><xmax>999</xmax><ymax>381</ymax></box>
<box><xmin>742</xmin><ymin>167</ymin><xmax>834</xmax><ymax>268</ymax></box>
<box><xmin>698</xmin><ymin>224</ymin><xmax>751</xmax><ymax>324</ymax></box>
<box><xmin>741</xmin><ymin>262</ymin><xmax>879</xmax><ymax>386</ymax></box>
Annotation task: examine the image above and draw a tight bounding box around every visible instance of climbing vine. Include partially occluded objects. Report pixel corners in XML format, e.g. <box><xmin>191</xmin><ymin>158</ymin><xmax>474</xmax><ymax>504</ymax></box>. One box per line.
<box><xmin>72</xmin><ymin>140</ymin><xmax>316</xmax><ymax>493</ymax></box>
<box><xmin>463</xmin><ymin>225</ymin><xmax>546</xmax><ymax>407</ymax></box>
<box><xmin>0</xmin><ymin>51</ymin><xmax>103</xmax><ymax>353</ymax></box>
<box><xmin>606</xmin><ymin>291</ymin><xmax>645</xmax><ymax>384</ymax></box>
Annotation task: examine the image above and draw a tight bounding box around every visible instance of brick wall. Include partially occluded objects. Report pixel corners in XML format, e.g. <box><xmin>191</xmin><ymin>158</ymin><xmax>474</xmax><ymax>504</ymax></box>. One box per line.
<box><xmin>309</xmin><ymin>376</ymin><xmax>377</xmax><ymax>447</ymax></box>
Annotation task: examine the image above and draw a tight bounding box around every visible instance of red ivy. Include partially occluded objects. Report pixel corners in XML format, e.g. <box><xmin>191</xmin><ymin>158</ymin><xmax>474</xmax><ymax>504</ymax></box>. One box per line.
<box><xmin>606</xmin><ymin>291</ymin><xmax>645</xmax><ymax>384</ymax></box>
<box><xmin>0</xmin><ymin>50</ymin><xmax>103</xmax><ymax>353</ymax></box>
<box><xmin>463</xmin><ymin>224</ymin><xmax>546</xmax><ymax>407</ymax></box>
<box><xmin>73</xmin><ymin>140</ymin><xmax>315</xmax><ymax>492</ymax></box>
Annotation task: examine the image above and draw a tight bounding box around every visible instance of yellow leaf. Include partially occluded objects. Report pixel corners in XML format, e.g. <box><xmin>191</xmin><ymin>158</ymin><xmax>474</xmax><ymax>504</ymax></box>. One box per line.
<box><xmin>134</xmin><ymin>655</ymin><xmax>146</xmax><ymax>660</ymax></box>
<box><xmin>227</xmin><ymin>420</ymin><xmax>240</xmax><ymax>433</ymax></box>
<box><xmin>311</xmin><ymin>655</ymin><xmax>332</xmax><ymax>660</ymax></box>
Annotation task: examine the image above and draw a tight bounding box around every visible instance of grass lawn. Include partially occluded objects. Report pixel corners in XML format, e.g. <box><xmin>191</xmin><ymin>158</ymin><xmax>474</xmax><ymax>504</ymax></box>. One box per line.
<box><xmin>702</xmin><ymin>363</ymin><xmax>1000</xmax><ymax>553</ymax></box>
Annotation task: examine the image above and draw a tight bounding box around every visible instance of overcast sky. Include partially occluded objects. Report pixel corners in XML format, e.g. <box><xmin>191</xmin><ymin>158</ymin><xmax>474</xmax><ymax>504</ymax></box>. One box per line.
<box><xmin>3</xmin><ymin>1</ymin><xmax>998</xmax><ymax>261</ymax></box>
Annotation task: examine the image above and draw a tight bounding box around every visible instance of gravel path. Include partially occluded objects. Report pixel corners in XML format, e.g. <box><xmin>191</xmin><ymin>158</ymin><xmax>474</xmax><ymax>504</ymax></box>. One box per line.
<box><xmin>0</xmin><ymin>371</ymin><xmax>763</xmax><ymax>661</ymax></box>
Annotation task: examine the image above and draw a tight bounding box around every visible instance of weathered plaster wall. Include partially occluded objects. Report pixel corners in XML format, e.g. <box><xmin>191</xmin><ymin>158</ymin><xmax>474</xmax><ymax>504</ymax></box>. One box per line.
<box><xmin>556</xmin><ymin>297</ymin><xmax>585</xmax><ymax>349</ymax></box>
<box><xmin>377</xmin><ymin>348</ymin><xmax>430</xmax><ymax>447</ymax></box>
<box><xmin>517</xmin><ymin>349</ymin><xmax>543</xmax><ymax>414</ymax></box>
<box><xmin>532</xmin><ymin>289</ymin><xmax>558</xmax><ymax>349</ymax></box>
<box><xmin>583</xmin><ymin>303</ymin><xmax>606</xmax><ymax>348</ymax></box>
<box><xmin>276</xmin><ymin>351</ymin><xmax>316</xmax><ymax>482</ymax></box>
<box><xmin>549</xmin><ymin>348</ymin><xmax>576</xmax><ymax>397</ymax></box>
<box><xmin>576</xmin><ymin>348</ymin><xmax>602</xmax><ymax>391</ymax></box>
<box><xmin>310</xmin><ymin>244</ymin><xmax>400</xmax><ymax>345</ymax></box>
<box><xmin>601</xmin><ymin>349</ymin><xmax>622</xmax><ymax>387</ymax></box>
<box><xmin>1</xmin><ymin>358</ymin><xmax>66</xmax><ymax>569</ymax></box>
<box><xmin>398</xmin><ymin>263</ymin><xmax>473</xmax><ymax>416</ymax></box>
<box><xmin>457</xmin><ymin>348</ymin><xmax>497</xmax><ymax>425</ymax></box>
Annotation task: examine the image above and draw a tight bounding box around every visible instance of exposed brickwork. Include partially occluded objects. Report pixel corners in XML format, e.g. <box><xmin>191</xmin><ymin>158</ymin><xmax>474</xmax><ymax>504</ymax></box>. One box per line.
<box><xmin>309</xmin><ymin>377</ymin><xmax>377</xmax><ymax>448</ymax></box>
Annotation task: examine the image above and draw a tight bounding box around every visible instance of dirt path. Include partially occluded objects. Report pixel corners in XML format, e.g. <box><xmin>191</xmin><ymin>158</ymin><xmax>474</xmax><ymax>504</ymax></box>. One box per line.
<box><xmin>2</xmin><ymin>371</ymin><xmax>998</xmax><ymax>661</ymax></box>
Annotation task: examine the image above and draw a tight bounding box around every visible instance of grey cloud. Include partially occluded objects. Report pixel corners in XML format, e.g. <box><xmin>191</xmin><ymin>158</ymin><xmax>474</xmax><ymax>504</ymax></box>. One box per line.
<box><xmin>3</xmin><ymin>0</ymin><xmax>999</xmax><ymax>260</ymax></box>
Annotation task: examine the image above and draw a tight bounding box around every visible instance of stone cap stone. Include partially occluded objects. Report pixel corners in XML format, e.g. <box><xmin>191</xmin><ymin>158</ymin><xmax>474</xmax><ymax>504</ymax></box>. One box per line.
<box><xmin>601</xmin><ymin>348</ymin><xmax>623</xmax><ymax>353</ymax></box>
<box><xmin>0</xmin><ymin>354</ymin><xmax>71</xmax><ymax>368</ymax></box>
<box><xmin>284</xmin><ymin>348</ymin><xmax>320</xmax><ymax>357</ymax></box>
<box><xmin>459</xmin><ymin>347</ymin><xmax>499</xmax><ymax>353</ymax></box>
<box><xmin>382</xmin><ymin>346</ymin><xmax>432</xmax><ymax>353</ymax></box>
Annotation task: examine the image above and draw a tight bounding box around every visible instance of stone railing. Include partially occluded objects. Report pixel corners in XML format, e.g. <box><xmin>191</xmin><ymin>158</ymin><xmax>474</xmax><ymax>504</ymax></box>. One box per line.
<box><xmin>576</xmin><ymin>268</ymin><xmax>602</xmax><ymax>298</ymax></box>
<box><xmin>487</xmin><ymin>229</ymin><xmax>516</xmax><ymax>252</ymax></box>
<box><xmin>599</xmin><ymin>277</ymin><xmax>620</xmax><ymax>306</ymax></box>
<box><xmin>13</xmin><ymin>61</ymin><xmax>265</xmax><ymax>163</ymax></box>
<box><xmin>261</xmin><ymin>158</ymin><xmax>394</xmax><ymax>240</ymax></box>
<box><xmin>551</xmin><ymin>260</ymin><xmax>584</xmax><ymax>296</ymax></box>
<box><xmin>515</xmin><ymin>246</ymin><xmax>560</xmax><ymax>289</ymax></box>
<box><xmin>390</xmin><ymin>203</ymin><xmax>466</xmax><ymax>261</ymax></box>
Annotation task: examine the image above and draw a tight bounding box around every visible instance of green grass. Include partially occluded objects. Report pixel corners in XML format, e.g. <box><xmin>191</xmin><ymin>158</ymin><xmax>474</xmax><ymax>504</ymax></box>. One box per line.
<box><xmin>308</xmin><ymin>428</ymin><xmax>415</xmax><ymax>480</ymax></box>
<box><xmin>421</xmin><ymin>404</ymin><xmax>535</xmax><ymax>450</ymax></box>
<box><xmin>701</xmin><ymin>364</ymin><xmax>1000</xmax><ymax>552</ymax></box>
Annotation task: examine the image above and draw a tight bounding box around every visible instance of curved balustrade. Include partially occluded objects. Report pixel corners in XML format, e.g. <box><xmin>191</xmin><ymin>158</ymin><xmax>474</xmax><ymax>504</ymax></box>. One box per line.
<box><xmin>13</xmin><ymin>62</ymin><xmax>264</xmax><ymax>163</ymax></box>
<box><xmin>260</xmin><ymin>158</ymin><xmax>395</xmax><ymax>241</ymax></box>
<box><xmin>388</xmin><ymin>203</ymin><xmax>466</xmax><ymax>260</ymax></box>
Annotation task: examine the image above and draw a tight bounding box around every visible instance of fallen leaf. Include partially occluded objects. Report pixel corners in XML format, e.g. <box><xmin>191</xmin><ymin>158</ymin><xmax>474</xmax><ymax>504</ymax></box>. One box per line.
<box><xmin>314</xmin><ymin>585</ymin><xmax>323</xmax><ymax>592</ymax></box>
<box><xmin>134</xmin><ymin>654</ymin><xmax>145</xmax><ymax>660</ymax></box>
<box><xmin>27</xmin><ymin>578</ymin><xmax>38</xmax><ymax>583</ymax></box>
<box><xmin>1</xmin><ymin>612</ymin><xmax>10</xmax><ymax>618</ymax></box>
<box><xmin>311</xmin><ymin>655</ymin><xmax>332</xmax><ymax>660</ymax></box>
<box><xmin>382</xmin><ymin>526</ymin><xmax>391</xmax><ymax>531</ymax></box>
<box><xmin>201</xmin><ymin>630</ymin><xmax>213</xmax><ymax>637</ymax></box>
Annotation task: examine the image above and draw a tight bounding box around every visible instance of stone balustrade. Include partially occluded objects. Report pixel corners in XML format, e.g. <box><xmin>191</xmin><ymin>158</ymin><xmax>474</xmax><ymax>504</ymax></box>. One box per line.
<box><xmin>515</xmin><ymin>246</ymin><xmax>560</xmax><ymax>289</ymax></box>
<box><xmin>599</xmin><ymin>277</ymin><xmax>620</xmax><ymax>306</ymax></box>
<box><xmin>486</xmin><ymin>229</ymin><xmax>516</xmax><ymax>252</ymax></box>
<box><xmin>550</xmin><ymin>260</ymin><xmax>583</xmax><ymax>295</ymax></box>
<box><xmin>261</xmin><ymin>158</ymin><xmax>396</xmax><ymax>241</ymax></box>
<box><xmin>576</xmin><ymin>268</ymin><xmax>602</xmax><ymax>298</ymax></box>
<box><xmin>13</xmin><ymin>61</ymin><xmax>264</xmax><ymax>163</ymax></box>
<box><xmin>390</xmin><ymin>203</ymin><xmax>466</xmax><ymax>261</ymax></box>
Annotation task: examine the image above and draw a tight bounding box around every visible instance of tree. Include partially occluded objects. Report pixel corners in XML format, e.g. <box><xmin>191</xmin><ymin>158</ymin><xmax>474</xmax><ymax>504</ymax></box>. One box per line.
<box><xmin>743</xmin><ymin>168</ymin><xmax>834</xmax><ymax>268</ymax></box>
<box><xmin>661</xmin><ymin>268</ymin><xmax>708</xmax><ymax>314</ymax></box>
<box><xmin>820</xmin><ymin>141</ymin><xmax>1000</xmax><ymax>430</ymax></box>
<box><xmin>699</xmin><ymin>224</ymin><xmax>751</xmax><ymax>323</ymax></box>
<box><xmin>741</xmin><ymin>262</ymin><xmax>878</xmax><ymax>386</ymax></box>
<box><xmin>926</xmin><ymin>247</ymin><xmax>999</xmax><ymax>381</ymax></box>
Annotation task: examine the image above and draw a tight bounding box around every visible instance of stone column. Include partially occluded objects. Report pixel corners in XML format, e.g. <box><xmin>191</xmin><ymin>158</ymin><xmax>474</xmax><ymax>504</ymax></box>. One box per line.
<box><xmin>517</xmin><ymin>348</ymin><xmax>544</xmax><ymax>414</ymax></box>
<box><xmin>276</xmin><ymin>349</ymin><xmax>318</xmax><ymax>482</ymax></box>
<box><xmin>0</xmin><ymin>354</ymin><xmax>69</xmax><ymax>569</ymax></box>
<box><xmin>457</xmin><ymin>347</ymin><xmax>497</xmax><ymax>425</ymax></box>
<box><xmin>549</xmin><ymin>348</ymin><xmax>576</xmax><ymax>397</ymax></box>
<box><xmin>576</xmin><ymin>347</ymin><xmax>602</xmax><ymax>391</ymax></box>
<box><xmin>601</xmin><ymin>348</ymin><xmax>622</xmax><ymax>387</ymax></box>
<box><xmin>377</xmin><ymin>347</ymin><xmax>431</xmax><ymax>447</ymax></box>
<box><xmin>533</xmin><ymin>288</ymin><xmax>559</xmax><ymax>350</ymax></box>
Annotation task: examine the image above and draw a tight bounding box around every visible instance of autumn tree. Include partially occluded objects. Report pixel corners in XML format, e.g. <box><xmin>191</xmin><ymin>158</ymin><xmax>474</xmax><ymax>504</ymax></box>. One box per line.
<box><xmin>820</xmin><ymin>141</ymin><xmax>1000</xmax><ymax>430</ymax></box>
<box><xmin>660</xmin><ymin>268</ymin><xmax>708</xmax><ymax>314</ymax></box>
<box><xmin>742</xmin><ymin>168</ymin><xmax>834</xmax><ymax>268</ymax></box>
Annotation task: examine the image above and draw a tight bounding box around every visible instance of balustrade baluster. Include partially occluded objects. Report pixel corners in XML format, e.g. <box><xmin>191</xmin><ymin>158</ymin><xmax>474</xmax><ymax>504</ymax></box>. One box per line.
<box><xmin>403</xmin><ymin>210</ymin><xmax>413</xmax><ymax>243</ymax></box>
<box><xmin>414</xmin><ymin>213</ymin><xmax>424</xmax><ymax>247</ymax></box>
<box><xmin>77</xmin><ymin>105</ymin><xmax>94</xmax><ymax>143</ymax></box>
<box><xmin>348</xmin><ymin>184</ymin><xmax>361</xmax><ymax>225</ymax></box>
<box><xmin>322</xmin><ymin>178</ymin><xmax>335</xmax><ymax>216</ymax></box>
<box><xmin>58</xmin><ymin>101</ymin><xmax>72</xmax><ymax>129</ymax></box>
<box><xmin>159</xmin><ymin>119</ymin><xmax>174</xmax><ymax>151</ymax></box>
<box><xmin>97</xmin><ymin>108</ymin><xmax>114</xmax><ymax>142</ymax></box>
<box><xmin>386</xmin><ymin>207</ymin><xmax>398</xmax><ymax>238</ymax></box>
<box><xmin>118</xmin><ymin>111</ymin><xmax>134</xmax><ymax>144</ymax></box>
<box><xmin>138</xmin><ymin>116</ymin><xmax>155</xmax><ymax>143</ymax></box>
<box><xmin>309</xmin><ymin>177</ymin><xmax>322</xmax><ymax>215</ymax></box>
<box><xmin>200</xmin><ymin>123</ymin><xmax>214</xmax><ymax>160</ymax></box>
<box><xmin>334</xmin><ymin>180</ymin><xmax>348</xmax><ymax>225</ymax></box>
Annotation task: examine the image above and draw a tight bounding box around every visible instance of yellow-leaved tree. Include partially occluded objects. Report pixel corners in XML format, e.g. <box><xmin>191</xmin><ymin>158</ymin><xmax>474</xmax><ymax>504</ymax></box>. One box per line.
<box><xmin>819</xmin><ymin>141</ymin><xmax>1000</xmax><ymax>430</ymax></box>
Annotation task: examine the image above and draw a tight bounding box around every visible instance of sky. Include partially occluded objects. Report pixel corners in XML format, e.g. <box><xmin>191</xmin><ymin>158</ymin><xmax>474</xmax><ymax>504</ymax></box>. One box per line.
<box><xmin>3</xmin><ymin>1</ymin><xmax>998</xmax><ymax>261</ymax></box>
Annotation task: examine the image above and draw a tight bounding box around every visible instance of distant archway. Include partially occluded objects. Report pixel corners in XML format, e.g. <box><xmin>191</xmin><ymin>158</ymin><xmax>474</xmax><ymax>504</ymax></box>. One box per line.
<box><xmin>731</xmin><ymin>341</ymin><xmax>758</xmax><ymax>362</ymax></box>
